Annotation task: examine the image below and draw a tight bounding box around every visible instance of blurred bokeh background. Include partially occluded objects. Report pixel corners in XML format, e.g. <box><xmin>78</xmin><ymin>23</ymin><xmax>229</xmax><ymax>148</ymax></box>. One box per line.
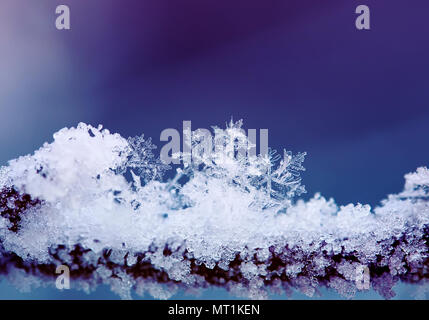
<box><xmin>0</xmin><ymin>0</ymin><xmax>428</xmax><ymax>299</ymax></box>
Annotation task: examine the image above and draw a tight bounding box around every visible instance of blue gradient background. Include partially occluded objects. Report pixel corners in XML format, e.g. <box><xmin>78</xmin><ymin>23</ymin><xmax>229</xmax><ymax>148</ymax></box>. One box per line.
<box><xmin>0</xmin><ymin>0</ymin><xmax>428</xmax><ymax>299</ymax></box>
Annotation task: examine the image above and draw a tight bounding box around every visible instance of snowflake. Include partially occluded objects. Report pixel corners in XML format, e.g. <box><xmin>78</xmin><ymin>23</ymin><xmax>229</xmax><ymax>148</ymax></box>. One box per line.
<box><xmin>116</xmin><ymin>134</ymin><xmax>170</xmax><ymax>185</ymax></box>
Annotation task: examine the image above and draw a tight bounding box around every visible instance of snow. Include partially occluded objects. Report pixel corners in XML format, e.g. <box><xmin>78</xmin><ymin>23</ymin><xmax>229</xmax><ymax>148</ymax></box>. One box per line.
<box><xmin>0</xmin><ymin>121</ymin><xmax>428</xmax><ymax>299</ymax></box>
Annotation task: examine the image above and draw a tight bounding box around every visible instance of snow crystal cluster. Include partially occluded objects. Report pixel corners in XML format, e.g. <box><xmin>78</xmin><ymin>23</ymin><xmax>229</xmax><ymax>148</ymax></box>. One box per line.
<box><xmin>0</xmin><ymin>122</ymin><xmax>428</xmax><ymax>299</ymax></box>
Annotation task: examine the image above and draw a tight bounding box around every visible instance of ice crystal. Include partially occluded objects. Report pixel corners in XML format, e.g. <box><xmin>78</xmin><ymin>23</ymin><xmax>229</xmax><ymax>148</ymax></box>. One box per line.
<box><xmin>174</xmin><ymin>120</ymin><xmax>306</xmax><ymax>210</ymax></box>
<box><xmin>116</xmin><ymin>134</ymin><xmax>170</xmax><ymax>185</ymax></box>
<box><xmin>0</xmin><ymin>122</ymin><xmax>428</xmax><ymax>300</ymax></box>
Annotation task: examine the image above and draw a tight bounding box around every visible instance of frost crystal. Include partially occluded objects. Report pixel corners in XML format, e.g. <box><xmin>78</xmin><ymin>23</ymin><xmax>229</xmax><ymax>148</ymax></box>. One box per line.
<box><xmin>0</xmin><ymin>122</ymin><xmax>428</xmax><ymax>300</ymax></box>
<box><xmin>175</xmin><ymin>120</ymin><xmax>306</xmax><ymax>210</ymax></box>
<box><xmin>116</xmin><ymin>134</ymin><xmax>170</xmax><ymax>185</ymax></box>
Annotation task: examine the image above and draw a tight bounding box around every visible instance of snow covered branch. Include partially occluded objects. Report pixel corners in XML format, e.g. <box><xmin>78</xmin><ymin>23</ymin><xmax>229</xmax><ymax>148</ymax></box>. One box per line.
<box><xmin>0</xmin><ymin>122</ymin><xmax>428</xmax><ymax>299</ymax></box>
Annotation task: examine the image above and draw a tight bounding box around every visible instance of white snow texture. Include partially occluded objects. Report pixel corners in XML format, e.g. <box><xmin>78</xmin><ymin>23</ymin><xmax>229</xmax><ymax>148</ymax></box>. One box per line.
<box><xmin>0</xmin><ymin>121</ymin><xmax>428</xmax><ymax>300</ymax></box>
